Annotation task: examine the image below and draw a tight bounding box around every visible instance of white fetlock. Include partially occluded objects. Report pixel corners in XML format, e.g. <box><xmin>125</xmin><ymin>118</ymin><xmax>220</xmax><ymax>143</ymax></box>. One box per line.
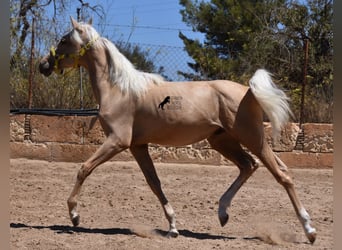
<box><xmin>167</xmin><ymin>228</ymin><xmax>179</xmax><ymax>238</ymax></box>
<box><xmin>70</xmin><ymin>210</ymin><xmax>80</xmax><ymax>227</ymax></box>
<box><xmin>300</xmin><ymin>208</ymin><xmax>317</xmax><ymax>244</ymax></box>
<box><xmin>305</xmin><ymin>225</ymin><xmax>317</xmax><ymax>244</ymax></box>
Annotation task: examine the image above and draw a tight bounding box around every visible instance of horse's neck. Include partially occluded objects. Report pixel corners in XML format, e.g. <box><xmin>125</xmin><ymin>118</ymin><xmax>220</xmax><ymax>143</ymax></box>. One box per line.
<box><xmin>85</xmin><ymin>50</ymin><xmax>118</xmax><ymax>105</ymax></box>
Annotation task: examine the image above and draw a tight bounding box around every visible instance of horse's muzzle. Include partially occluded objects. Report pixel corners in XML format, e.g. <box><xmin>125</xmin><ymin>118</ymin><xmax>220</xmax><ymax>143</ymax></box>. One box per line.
<box><xmin>39</xmin><ymin>55</ymin><xmax>54</xmax><ymax>77</ymax></box>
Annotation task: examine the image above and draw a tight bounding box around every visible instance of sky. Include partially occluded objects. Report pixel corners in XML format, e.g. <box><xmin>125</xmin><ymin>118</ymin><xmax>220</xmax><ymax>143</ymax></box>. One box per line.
<box><xmin>53</xmin><ymin>0</ymin><xmax>205</xmax><ymax>80</ymax></box>
<box><xmin>96</xmin><ymin>0</ymin><xmax>204</xmax><ymax>46</ymax></box>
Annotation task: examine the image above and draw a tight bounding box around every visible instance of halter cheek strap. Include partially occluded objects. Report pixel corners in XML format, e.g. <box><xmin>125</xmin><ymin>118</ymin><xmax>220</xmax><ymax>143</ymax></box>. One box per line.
<box><xmin>50</xmin><ymin>36</ymin><xmax>99</xmax><ymax>73</ymax></box>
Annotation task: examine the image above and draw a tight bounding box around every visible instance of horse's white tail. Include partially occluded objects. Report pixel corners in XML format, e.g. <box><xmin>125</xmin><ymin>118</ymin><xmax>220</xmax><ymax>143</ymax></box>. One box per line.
<box><xmin>249</xmin><ymin>69</ymin><xmax>293</xmax><ymax>138</ymax></box>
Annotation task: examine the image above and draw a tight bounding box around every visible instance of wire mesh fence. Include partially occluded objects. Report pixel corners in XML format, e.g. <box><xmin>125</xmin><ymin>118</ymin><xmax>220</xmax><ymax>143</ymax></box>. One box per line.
<box><xmin>133</xmin><ymin>43</ymin><xmax>193</xmax><ymax>82</ymax></box>
<box><xmin>10</xmin><ymin>18</ymin><xmax>333</xmax><ymax>123</ymax></box>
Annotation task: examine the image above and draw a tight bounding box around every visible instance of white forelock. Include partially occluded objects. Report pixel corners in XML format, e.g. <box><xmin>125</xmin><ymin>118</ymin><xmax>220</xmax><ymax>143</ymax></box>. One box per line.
<box><xmin>71</xmin><ymin>22</ymin><xmax>100</xmax><ymax>46</ymax></box>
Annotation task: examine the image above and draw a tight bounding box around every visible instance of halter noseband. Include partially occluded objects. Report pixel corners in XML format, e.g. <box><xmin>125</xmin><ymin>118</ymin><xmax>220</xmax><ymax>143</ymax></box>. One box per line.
<box><xmin>50</xmin><ymin>36</ymin><xmax>99</xmax><ymax>73</ymax></box>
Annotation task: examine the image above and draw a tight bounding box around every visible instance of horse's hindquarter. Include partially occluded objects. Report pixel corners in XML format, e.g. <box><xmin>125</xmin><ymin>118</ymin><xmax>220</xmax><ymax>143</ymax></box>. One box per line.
<box><xmin>131</xmin><ymin>80</ymin><xmax>246</xmax><ymax>146</ymax></box>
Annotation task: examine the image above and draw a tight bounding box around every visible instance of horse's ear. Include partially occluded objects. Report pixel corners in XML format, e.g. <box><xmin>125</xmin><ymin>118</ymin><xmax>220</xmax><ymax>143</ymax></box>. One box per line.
<box><xmin>88</xmin><ymin>18</ymin><xmax>93</xmax><ymax>25</ymax></box>
<box><xmin>70</xmin><ymin>16</ymin><xmax>79</xmax><ymax>29</ymax></box>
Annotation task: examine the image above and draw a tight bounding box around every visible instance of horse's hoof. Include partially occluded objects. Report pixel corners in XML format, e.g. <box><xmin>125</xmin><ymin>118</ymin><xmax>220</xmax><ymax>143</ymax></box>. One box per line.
<box><xmin>71</xmin><ymin>214</ymin><xmax>80</xmax><ymax>227</ymax></box>
<box><xmin>307</xmin><ymin>229</ymin><xmax>317</xmax><ymax>244</ymax></box>
<box><xmin>219</xmin><ymin>213</ymin><xmax>229</xmax><ymax>227</ymax></box>
<box><xmin>167</xmin><ymin>229</ymin><xmax>179</xmax><ymax>238</ymax></box>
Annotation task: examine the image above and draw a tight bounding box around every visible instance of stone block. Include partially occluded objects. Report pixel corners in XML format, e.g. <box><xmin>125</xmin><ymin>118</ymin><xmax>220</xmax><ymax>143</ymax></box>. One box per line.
<box><xmin>10</xmin><ymin>141</ymin><xmax>50</xmax><ymax>161</ymax></box>
<box><xmin>10</xmin><ymin>114</ymin><xmax>25</xmax><ymax>142</ymax></box>
<box><xmin>264</xmin><ymin>122</ymin><xmax>300</xmax><ymax>152</ymax></box>
<box><xmin>302</xmin><ymin>123</ymin><xmax>333</xmax><ymax>153</ymax></box>
<box><xmin>30</xmin><ymin>116</ymin><xmax>84</xmax><ymax>143</ymax></box>
<box><xmin>49</xmin><ymin>143</ymin><xmax>98</xmax><ymax>162</ymax></box>
<box><xmin>148</xmin><ymin>145</ymin><xmax>221</xmax><ymax>165</ymax></box>
<box><xmin>277</xmin><ymin>151</ymin><xmax>333</xmax><ymax>168</ymax></box>
<box><xmin>81</xmin><ymin>116</ymin><xmax>106</xmax><ymax>145</ymax></box>
<box><xmin>48</xmin><ymin>143</ymin><xmax>134</xmax><ymax>162</ymax></box>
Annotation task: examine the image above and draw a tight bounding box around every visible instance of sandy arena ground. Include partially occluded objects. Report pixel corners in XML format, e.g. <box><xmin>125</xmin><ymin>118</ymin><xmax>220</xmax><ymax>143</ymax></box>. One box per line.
<box><xmin>10</xmin><ymin>158</ymin><xmax>332</xmax><ymax>249</ymax></box>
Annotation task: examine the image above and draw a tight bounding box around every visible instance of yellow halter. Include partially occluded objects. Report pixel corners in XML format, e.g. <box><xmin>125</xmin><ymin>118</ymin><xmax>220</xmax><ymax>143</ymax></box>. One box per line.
<box><xmin>50</xmin><ymin>36</ymin><xmax>99</xmax><ymax>73</ymax></box>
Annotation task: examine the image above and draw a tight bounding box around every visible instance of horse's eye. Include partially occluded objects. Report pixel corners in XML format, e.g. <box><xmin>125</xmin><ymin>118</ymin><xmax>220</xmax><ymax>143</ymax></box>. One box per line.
<box><xmin>60</xmin><ymin>38</ymin><xmax>67</xmax><ymax>44</ymax></box>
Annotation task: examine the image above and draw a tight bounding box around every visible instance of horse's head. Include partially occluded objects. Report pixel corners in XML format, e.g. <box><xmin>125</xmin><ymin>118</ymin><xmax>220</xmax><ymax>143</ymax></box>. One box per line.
<box><xmin>39</xmin><ymin>17</ymin><xmax>99</xmax><ymax>76</ymax></box>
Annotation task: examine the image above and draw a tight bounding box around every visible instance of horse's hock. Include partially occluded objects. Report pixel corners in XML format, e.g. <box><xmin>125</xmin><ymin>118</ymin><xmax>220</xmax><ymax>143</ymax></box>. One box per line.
<box><xmin>10</xmin><ymin>114</ymin><xmax>333</xmax><ymax>168</ymax></box>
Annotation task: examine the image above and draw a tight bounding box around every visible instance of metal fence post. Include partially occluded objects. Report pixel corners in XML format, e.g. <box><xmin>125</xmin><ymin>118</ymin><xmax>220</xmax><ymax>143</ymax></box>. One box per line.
<box><xmin>77</xmin><ymin>8</ymin><xmax>84</xmax><ymax>109</ymax></box>
<box><xmin>299</xmin><ymin>39</ymin><xmax>309</xmax><ymax>127</ymax></box>
<box><xmin>24</xmin><ymin>17</ymin><xmax>35</xmax><ymax>141</ymax></box>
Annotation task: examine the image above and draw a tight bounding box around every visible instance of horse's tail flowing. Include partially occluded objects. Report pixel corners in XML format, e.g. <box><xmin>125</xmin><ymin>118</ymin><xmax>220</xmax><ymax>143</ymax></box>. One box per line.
<box><xmin>248</xmin><ymin>69</ymin><xmax>293</xmax><ymax>138</ymax></box>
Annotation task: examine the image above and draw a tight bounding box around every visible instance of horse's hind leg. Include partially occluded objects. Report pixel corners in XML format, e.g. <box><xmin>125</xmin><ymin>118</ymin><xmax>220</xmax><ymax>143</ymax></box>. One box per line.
<box><xmin>130</xmin><ymin>144</ymin><xmax>178</xmax><ymax>238</ymax></box>
<box><xmin>208</xmin><ymin>131</ymin><xmax>259</xmax><ymax>227</ymax></box>
<box><xmin>274</xmin><ymin>153</ymin><xmax>288</xmax><ymax>172</ymax></box>
<box><xmin>240</xmin><ymin>131</ymin><xmax>317</xmax><ymax>243</ymax></box>
<box><xmin>259</xmin><ymin>144</ymin><xmax>316</xmax><ymax>243</ymax></box>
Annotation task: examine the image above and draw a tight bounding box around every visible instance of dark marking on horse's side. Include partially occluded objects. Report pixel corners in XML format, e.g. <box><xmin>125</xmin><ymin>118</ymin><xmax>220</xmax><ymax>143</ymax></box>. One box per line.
<box><xmin>158</xmin><ymin>96</ymin><xmax>170</xmax><ymax>110</ymax></box>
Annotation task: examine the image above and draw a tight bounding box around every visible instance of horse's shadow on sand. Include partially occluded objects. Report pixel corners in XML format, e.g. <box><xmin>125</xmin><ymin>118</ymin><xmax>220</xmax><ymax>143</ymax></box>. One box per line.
<box><xmin>10</xmin><ymin>222</ymin><xmax>236</xmax><ymax>240</ymax></box>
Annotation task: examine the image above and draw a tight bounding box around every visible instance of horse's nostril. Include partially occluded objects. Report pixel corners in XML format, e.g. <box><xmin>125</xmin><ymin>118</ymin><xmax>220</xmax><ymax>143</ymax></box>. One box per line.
<box><xmin>39</xmin><ymin>61</ymin><xmax>48</xmax><ymax>73</ymax></box>
<box><xmin>39</xmin><ymin>60</ymin><xmax>53</xmax><ymax>76</ymax></box>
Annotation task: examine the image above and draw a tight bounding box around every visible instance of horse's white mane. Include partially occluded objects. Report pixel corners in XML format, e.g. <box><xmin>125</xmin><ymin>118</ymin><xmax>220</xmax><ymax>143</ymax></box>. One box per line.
<box><xmin>75</xmin><ymin>22</ymin><xmax>164</xmax><ymax>96</ymax></box>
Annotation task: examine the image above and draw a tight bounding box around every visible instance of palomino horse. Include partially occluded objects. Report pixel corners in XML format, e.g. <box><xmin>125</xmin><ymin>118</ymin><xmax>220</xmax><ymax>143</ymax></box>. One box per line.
<box><xmin>39</xmin><ymin>17</ymin><xmax>316</xmax><ymax>243</ymax></box>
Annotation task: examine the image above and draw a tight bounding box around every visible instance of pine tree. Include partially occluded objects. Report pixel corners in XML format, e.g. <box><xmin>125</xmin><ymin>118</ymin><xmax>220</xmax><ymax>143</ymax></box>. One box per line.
<box><xmin>179</xmin><ymin>0</ymin><xmax>333</xmax><ymax>122</ymax></box>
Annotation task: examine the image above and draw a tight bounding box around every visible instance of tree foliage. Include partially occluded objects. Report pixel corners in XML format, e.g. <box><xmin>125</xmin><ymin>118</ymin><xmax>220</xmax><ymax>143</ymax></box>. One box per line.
<box><xmin>179</xmin><ymin>0</ymin><xmax>333</xmax><ymax>122</ymax></box>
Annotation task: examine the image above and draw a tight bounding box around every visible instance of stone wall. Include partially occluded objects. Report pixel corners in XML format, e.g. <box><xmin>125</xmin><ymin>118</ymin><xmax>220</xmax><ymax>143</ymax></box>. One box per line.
<box><xmin>10</xmin><ymin>114</ymin><xmax>333</xmax><ymax>168</ymax></box>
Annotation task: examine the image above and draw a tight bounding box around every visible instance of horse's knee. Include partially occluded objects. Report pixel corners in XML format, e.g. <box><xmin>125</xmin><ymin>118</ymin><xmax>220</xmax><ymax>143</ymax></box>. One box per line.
<box><xmin>77</xmin><ymin>165</ymin><xmax>90</xmax><ymax>183</ymax></box>
<box><xmin>275</xmin><ymin>172</ymin><xmax>294</xmax><ymax>188</ymax></box>
<box><xmin>238</xmin><ymin>154</ymin><xmax>259</xmax><ymax>174</ymax></box>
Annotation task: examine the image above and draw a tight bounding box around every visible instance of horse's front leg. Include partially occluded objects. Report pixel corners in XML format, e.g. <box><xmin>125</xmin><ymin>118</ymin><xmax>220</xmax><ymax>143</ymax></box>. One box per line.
<box><xmin>130</xmin><ymin>144</ymin><xmax>179</xmax><ymax>238</ymax></box>
<box><xmin>67</xmin><ymin>135</ymin><xmax>128</xmax><ymax>226</ymax></box>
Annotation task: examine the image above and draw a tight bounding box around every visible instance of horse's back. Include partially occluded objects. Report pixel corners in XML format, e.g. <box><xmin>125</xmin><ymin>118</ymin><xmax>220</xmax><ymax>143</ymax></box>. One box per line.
<box><xmin>208</xmin><ymin>80</ymin><xmax>249</xmax><ymax>101</ymax></box>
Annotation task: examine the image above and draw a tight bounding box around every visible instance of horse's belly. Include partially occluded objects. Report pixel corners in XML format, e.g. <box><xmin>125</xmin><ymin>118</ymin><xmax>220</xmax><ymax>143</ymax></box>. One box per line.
<box><xmin>133</xmin><ymin>123</ymin><xmax>220</xmax><ymax>147</ymax></box>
